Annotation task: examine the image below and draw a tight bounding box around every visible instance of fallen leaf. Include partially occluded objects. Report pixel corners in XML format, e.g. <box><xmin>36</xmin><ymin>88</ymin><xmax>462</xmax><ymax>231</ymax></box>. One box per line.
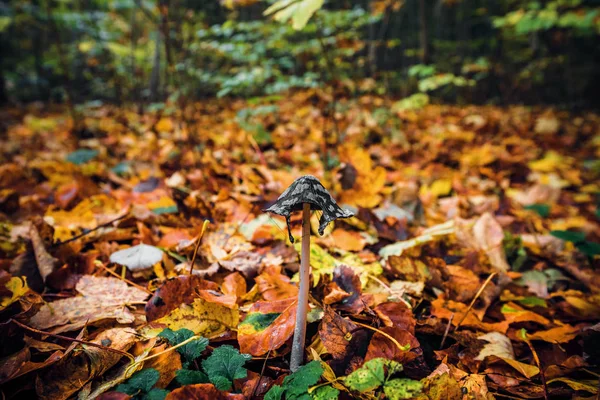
<box><xmin>146</xmin><ymin>275</ymin><xmax>219</xmax><ymax>322</ymax></box>
<box><xmin>364</xmin><ymin>326</ymin><xmax>420</xmax><ymax>364</ymax></box>
<box><xmin>30</xmin><ymin>276</ymin><xmax>148</xmax><ymax>333</ymax></box>
<box><xmin>165</xmin><ymin>383</ymin><xmax>245</xmax><ymax>400</ymax></box>
<box><xmin>153</xmin><ymin>297</ymin><xmax>239</xmax><ymax>338</ymax></box>
<box><xmin>36</xmin><ymin>328</ymin><xmax>137</xmax><ymax>400</ymax></box>
<box><xmin>318</xmin><ymin>306</ymin><xmax>358</xmax><ymax>359</ymax></box>
<box><xmin>238</xmin><ymin>297</ymin><xmax>296</xmax><ymax>356</ymax></box>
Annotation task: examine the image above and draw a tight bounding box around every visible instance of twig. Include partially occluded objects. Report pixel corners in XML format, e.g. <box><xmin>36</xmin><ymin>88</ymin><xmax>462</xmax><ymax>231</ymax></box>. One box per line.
<box><xmin>54</xmin><ymin>212</ymin><xmax>129</xmax><ymax>247</ymax></box>
<box><xmin>454</xmin><ymin>272</ymin><xmax>496</xmax><ymax>331</ymax></box>
<box><xmin>97</xmin><ymin>261</ymin><xmax>152</xmax><ymax>294</ymax></box>
<box><xmin>251</xmin><ymin>348</ymin><xmax>272</xmax><ymax>399</ymax></box>
<box><xmin>10</xmin><ymin>319</ymin><xmax>135</xmax><ymax>362</ymax></box>
<box><xmin>439</xmin><ymin>313</ymin><xmax>454</xmax><ymax>349</ymax></box>
<box><xmin>352</xmin><ymin>320</ymin><xmax>411</xmax><ymax>353</ymax></box>
<box><xmin>522</xmin><ymin>331</ymin><xmax>549</xmax><ymax>400</ymax></box>
<box><xmin>189</xmin><ymin>220</ymin><xmax>210</xmax><ymax>275</ymax></box>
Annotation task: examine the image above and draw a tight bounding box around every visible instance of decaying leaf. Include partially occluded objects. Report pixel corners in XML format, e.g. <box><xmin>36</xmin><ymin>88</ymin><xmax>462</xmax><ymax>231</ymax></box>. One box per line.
<box><xmin>29</xmin><ymin>276</ymin><xmax>149</xmax><ymax>333</ymax></box>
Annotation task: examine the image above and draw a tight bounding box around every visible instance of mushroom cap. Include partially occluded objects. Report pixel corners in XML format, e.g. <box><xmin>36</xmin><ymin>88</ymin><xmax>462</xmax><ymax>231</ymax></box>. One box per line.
<box><xmin>264</xmin><ymin>175</ymin><xmax>354</xmax><ymax>238</ymax></box>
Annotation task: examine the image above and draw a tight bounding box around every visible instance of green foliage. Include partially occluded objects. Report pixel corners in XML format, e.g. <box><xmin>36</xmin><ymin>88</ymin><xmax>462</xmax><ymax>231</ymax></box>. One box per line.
<box><xmin>66</xmin><ymin>149</ymin><xmax>99</xmax><ymax>165</ymax></box>
<box><xmin>236</xmin><ymin>105</ymin><xmax>279</xmax><ymax>145</ymax></box>
<box><xmin>548</xmin><ymin>230</ymin><xmax>599</xmax><ymax>256</ymax></box>
<box><xmin>525</xmin><ymin>204</ymin><xmax>550</xmax><ymax>218</ymax></box>
<box><xmin>550</xmin><ymin>230</ymin><xmax>586</xmax><ymax>243</ymax></box>
<box><xmin>158</xmin><ymin>328</ymin><xmax>208</xmax><ymax>368</ymax></box>
<box><xmin>201</xmin><ymin>345</ymin><xmax>252</xmax><ymax>391</ymax></box>
<box><xmin>264</xmin><ymin>360</ymin><xmax>324</xmax><ymax>400</ymax></box>
<box><xmin>342</xmin><ymin>358</ymin><xmax>421</xmax><ymax>398</ymax></box>
<box><xmin>383</xmin><ymin>378</ymin><xmax>423</xmax><ymax>400</ymax></box>
<box><xmin>115</xmin><ymin>368</ymin><xmax>162</xmax><ymax>398</ymax></box>
<box><xmin>392</xmin><ymin>93</ymin><xmax>429</xmax><ymax>111</ymax></box>
<box><xmin>175</xmin><ymin>369</ymin><xmax>210</xmax><ymax>386</ymax></box>
<box><xmin>504</xmin><ymin>232</ymin><xmax>528</xmax><ymax>272</ymax></box>
<box><xmin>310</xmin><ymin>385</ymin><xmax>340</xmax><ymax>400</ymax></box>
<box><xmin>344</xmin><ymin>358</ymin><xmax>402</xmax><ymax>393</ymax></box>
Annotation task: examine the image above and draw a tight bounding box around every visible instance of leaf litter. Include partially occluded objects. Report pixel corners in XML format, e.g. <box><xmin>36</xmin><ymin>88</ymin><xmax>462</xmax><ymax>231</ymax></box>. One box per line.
<box><xmin>0</xmin><ymin>94</ymin><xmax>599</xmax><ymax>399</ymax></box>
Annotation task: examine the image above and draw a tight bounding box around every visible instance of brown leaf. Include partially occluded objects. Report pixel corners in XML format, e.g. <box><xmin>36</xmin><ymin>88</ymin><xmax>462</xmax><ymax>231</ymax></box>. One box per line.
<box><xmin>145</xmin><ymin>275</ymin><xmax>218</xmax><ymax>322</ymax></box>
<box><xmin>165</xmin><ymin>383</ymin><xmax>245</xmax><ymax>400</ymax></box>
<box><xmin>29</xmin><ymin>224</ymin><xmax>58</xmax><ymax>283</ymax></box>
<box><xmin>319</xmin><ymin>306</ymin><xmax>358</xmax><ymax>359</ymax></box>
<box><xmin>255</xmin><ymin>266</ymin><xmax>298</xmax><ymax>301</ymax></box>
<box><xmin>322</xmin><ymin>281</ymin><xmax>351</xmax><ymax>305</ymax></box>
<box><xmin>364</xmin><ymin>326</ymin><xmax>420</xmax><ymax>364</ymax></box>
<box><xmin>222</xmin><ymin>272</ymin><xmax>247</xmax><ymax>299</ymax></box>
<box><xmin>238</xmin><ymin>298</ymin><xmax>296</xmax><ymax>356</ymax></box>
<box><xmin>331</xmin><ymin>265</ymin><xmax>364</xmax><ymax>313</ymax></box>
<box><xmin>374</xmin><ymin>302</ymin><xmax>416</xmax><ymax>334</ymax></box>
<box><xmin>30</xmin><ymin>276</ymin><xmax>149</xmax><ymax>333</ymax></box>
<box><xmin>143</xmin><ymin>343</ymin><xmax>182</xmax><ymax>388</ymax></box>
<box><xmin>36</xmin><ymin>327</ymin><xmax>137</xmax><ymax>400</ymax></box>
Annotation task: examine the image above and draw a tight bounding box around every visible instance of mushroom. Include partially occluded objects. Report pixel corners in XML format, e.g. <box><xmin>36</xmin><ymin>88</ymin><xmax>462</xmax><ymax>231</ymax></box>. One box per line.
<box><xmin>264</xmin><ymin>175</ymin><xmax>354</xmax><ymax>371</ymax></box>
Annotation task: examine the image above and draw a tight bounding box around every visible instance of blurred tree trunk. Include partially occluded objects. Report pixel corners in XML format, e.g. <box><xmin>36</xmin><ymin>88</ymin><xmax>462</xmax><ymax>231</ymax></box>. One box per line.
<box><xmin>0</xmin><ymin>68</ymin><xmax>6</xmax><ymax>105</ymax></box>
<box><xmin>419</xmin><ymin>0</ymin><xmax>430</xmax><ymax>64</ymax></box>
<box><xmin>150</xmin><ymin>31</ymin><xmax>161</xmax><ymax>102</ymax></box>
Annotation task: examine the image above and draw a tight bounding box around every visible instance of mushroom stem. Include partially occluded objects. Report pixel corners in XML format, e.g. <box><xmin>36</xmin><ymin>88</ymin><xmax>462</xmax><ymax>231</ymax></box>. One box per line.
<box><xmin>290</xmin><ymin>202</ymin><xmax>311</xmax><ymax>372</ymax></box>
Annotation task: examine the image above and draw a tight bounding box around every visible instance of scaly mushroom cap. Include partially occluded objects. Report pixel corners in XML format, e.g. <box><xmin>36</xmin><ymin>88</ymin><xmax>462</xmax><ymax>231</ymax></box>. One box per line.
<box><xmin>264</xmin><ymin>175</ymin><xmax>354</xmax><ymax>242</ymax></box>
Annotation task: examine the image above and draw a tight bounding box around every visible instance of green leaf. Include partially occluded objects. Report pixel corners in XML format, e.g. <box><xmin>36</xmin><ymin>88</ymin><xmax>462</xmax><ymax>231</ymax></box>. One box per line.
<box><xmin>524</xmin><ymin>203</ymin><xmax>550</xmax><ymax>218</ymax></box>
<box><xmin>550</xmin><ymin>230</ymin><xmax>585</xmax><ymax>243</ymax></box>
<box><xmin>264</xmin><ymin>385</ymin><xmax>285</xmax><ymax>400</ymax></box>
<box><xmin>66</xmin><ymin>149</ymin><xmax>99</xmax><ymax>165</ymax></box>
<box><xmin>383</xmin><ymin>378</ymin><xmax>423</xmax><ymax>400</ymax></box>
<box><xmin>175</xmin><ymin>369</ymin><xmax>210</xmax><ymax>386</ymax></box>
<box><xmin>264</xmin><ymin>361</ymin><xmax>324</xmax><ymax>400</ymax></box>
<box><xmin>145</xmin><ymin>388</ymin><xmax>170</xmax><ymax>400</ymax></box>
<box><xmin>576</xmin><ymin>241</ymin><xmax>600</xmax><ymax>257</ymax></box>
<box><xmin>311</xmin><ymin>385</ymin><xmax>340</xmax><ymax>400</ymax></box>
<box><xmin>283</xmin><ymin>361</ymin><xmax>324</xmax><ymax>399</ymax></box>
<box><xmin>517</xmin><ymin>296</ymin><xmax>547</xmax><ymax>308</ymax></box>
<box><xmin>158</xmin><ymin>328</ymin><xmax>208</xmax><ymax>366</ymax></box>
<box><xmin>116</xmin><ymin>368</ymin><xmax>160</xmax><ymax>395</ymax></box>
<box><xmin>201</xmin><ymin>345</ymin><xmax>252</xmax><ymax>391</ymax></box>
<box><xmin>344</xmin><ymin>358</ymin><xmax>402</xmax><ymax>393</ymax></box>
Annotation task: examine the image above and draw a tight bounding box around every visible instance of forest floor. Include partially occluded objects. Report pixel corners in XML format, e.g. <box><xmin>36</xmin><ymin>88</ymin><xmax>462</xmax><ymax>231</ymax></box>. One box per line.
<box><xmin>0</xmin><ymin>90</ymin><xmax>599</xmax><ymax>400</ymax></box>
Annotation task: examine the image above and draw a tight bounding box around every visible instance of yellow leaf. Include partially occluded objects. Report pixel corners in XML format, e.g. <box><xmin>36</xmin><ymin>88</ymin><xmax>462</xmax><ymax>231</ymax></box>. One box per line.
<box><xmin>155</xmin><ymin>297</ymin><xmax>239</xmax><ymax>337</ymax></box>
<box><xmin>550</xmin><ymin>216</ymin><xmax>587</xmax><ymax>231</ymax></box>
<box><xmin>419</xmin><ymin>179</ymin><xmax>452</xmax><ymax>199</ymax></box>
<box><xmin>548</xmin><ymin>378</ymin><xmax>598</xmax><ymax>394</ymax></box>
<box><xmin>0</xmin><ymin>276</ymin><xmax>29</xmax><ymax>311</ymax></box>
<box><xmin>155</xmin><ymin>118</ymin><xmax>174</xmax><ymax>132</ymax></box>
<box><xmin>528</xmin><ymin>151</ymin><xmax>568</xmax><ymax>172</ymax></box>
<box><xmin>500</xmin><ymin>357</ymin><xmax>540</xmax><ymax>379</ymax></box>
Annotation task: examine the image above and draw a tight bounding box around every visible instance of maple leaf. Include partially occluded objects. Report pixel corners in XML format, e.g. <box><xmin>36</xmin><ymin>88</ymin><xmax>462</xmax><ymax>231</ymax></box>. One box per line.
<box><xmin>201</xmin><ymin>345</ymin><xmax>252</xmax><ymax>391</ymax></box>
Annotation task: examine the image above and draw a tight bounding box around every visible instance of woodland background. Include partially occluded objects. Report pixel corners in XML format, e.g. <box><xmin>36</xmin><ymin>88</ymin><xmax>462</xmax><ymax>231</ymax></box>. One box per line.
<box><xmin>1</xmin><ymin>1</ymin><xmax>600</xmax><ymax>400</ymax></box>
<box><xmin>1</xmin><ymin>0</ymin><xmax>600</xmax><ymax>108</ymax></box>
